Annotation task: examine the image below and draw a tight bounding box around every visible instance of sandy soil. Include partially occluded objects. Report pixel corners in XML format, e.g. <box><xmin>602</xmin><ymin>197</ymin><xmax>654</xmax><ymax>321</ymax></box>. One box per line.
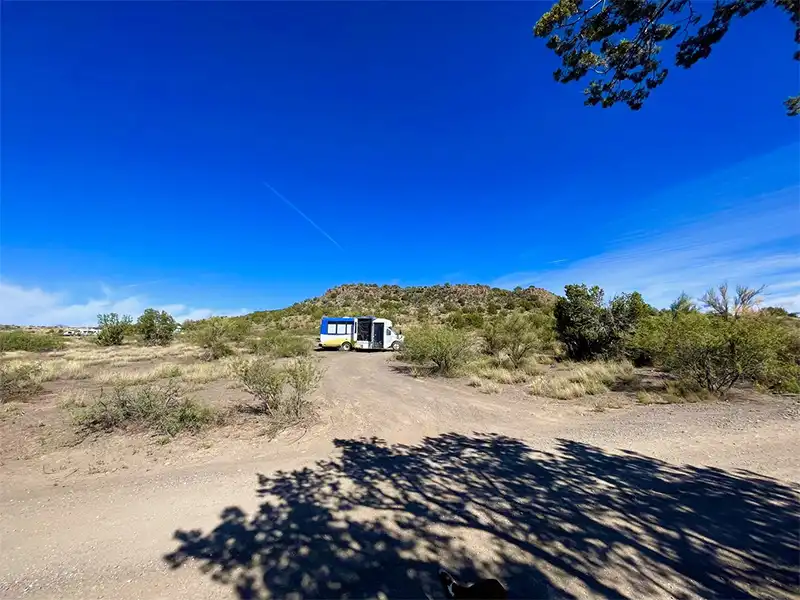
<box><xmin>1</xmin><ymin>351</ymin><xmax>798</xmax><ymax>599</ymax></box>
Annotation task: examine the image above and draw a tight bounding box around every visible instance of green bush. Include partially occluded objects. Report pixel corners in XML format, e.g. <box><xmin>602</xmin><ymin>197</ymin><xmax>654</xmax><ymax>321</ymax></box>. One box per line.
<box><xmin>224</xmin><ymin>318</ymin><xmax>252</xmax><ymax>342</ymax></box>
<box><xmin>249</xmin><ymin>331</ymin><xmax>311</xmax><ymax>357</ymax></box>
<box><xmin>400</xmin><ymin>326</ymin><xmax>473</xmax><ymax>376</ymax></box>
<box><xmin>233</xmin><ymin>357</ymin><xmax>322</xmax><ymax>433</ymax></box>
<box><xmin>554</xmin><ymin>285</ymin><xmax>651</xmax><ymax>361</ymax></box>
<box><xmin>0</xmin><ymin>330</ymin><xmax>65</xmax><ymax>353</ymax></box>
<box><xmin>634</xmin><ymin>310</ymin><xmax>800</xmax><ymax>395</ymax></box>
<box><xmin>481</xmin><ymin>312</ymin><xmax>555</xmax><ymax>368</ymax></box>
<box><xmin>136</xmin><ymin>308</ymin><xmax>178</xmax><ymax>346</ymax></box>
<box><xmin>96</xmin><ymin>313</ymin><xmax>133</xmax><ymax>346</ymax></box>
<box><xmin>0</xmin><ymin>362</ymin><xmax>44</xmax><ymax>403</ymax></box>
<box><xmin>68</xmin><ymin>380</ymin><xmax>217</xmax><ymax>436</ymax></box>
<box><xmin>447</xmin><ymin>312</ymin><xmax>484</xmax><ymax>329</ymax></box>
<box><xmin>189</xmin><ymin>317</ymin><xmax>234</xmax><ymax>360</ymax></box>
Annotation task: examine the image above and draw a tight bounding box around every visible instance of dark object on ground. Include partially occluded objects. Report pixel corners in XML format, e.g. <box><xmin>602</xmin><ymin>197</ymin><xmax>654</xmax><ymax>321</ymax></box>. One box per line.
<box><xmin>439</xmin><ymin>567</ymin><xmax>508</xmax><ymax>599</ymax></box>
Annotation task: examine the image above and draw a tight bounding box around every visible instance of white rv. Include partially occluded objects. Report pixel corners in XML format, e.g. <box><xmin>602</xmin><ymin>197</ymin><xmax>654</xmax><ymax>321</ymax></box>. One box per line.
<box><xmin>318</xmin><ymin>316</ymin><xmax>403</xmax><ymax>351</ymax></box>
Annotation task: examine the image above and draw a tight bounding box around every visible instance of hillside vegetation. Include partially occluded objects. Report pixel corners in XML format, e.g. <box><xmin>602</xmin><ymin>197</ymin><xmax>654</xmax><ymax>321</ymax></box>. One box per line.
<box><xmin>245</xmin><ymin>283</ymin><xmax>557</xmax><ymax>330</ymax></box>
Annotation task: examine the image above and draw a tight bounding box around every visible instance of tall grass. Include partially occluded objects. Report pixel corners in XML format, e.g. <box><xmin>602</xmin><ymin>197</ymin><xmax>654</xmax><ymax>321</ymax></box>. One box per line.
<box><xmin>2</xmin><ymin>359</ymin><xmax>89</xmax><ymax>382</ymax></box>
<box><xmin>529</xmin><ymin>361</ymin><xmax>634</xmax><ymax>399</ymax></box>
<box><xmin>94</xmin><ymin>363</ymin><xmax>183</xmax><ymax>386</ymax></box>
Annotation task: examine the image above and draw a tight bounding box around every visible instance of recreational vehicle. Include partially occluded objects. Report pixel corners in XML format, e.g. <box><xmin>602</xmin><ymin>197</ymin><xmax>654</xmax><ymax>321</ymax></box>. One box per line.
<box><xmin>318</xmin><ymin>316</ymin><xmax>403</xmax><ymax>351</ymax></box>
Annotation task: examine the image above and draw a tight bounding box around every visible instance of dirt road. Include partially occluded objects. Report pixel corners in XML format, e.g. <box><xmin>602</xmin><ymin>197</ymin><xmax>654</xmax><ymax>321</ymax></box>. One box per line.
<box><xmin>2</xmin><ymin>352</ymin><xmax>799</xmax><ymax>599</ymax></box>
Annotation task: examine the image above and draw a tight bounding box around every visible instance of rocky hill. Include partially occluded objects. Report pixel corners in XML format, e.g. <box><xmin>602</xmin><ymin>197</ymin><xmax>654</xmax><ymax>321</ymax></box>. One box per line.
<box><xmin>247</xmin><ymin>283</ymin><xmax>557</xmax><ymax>330</ymax></box>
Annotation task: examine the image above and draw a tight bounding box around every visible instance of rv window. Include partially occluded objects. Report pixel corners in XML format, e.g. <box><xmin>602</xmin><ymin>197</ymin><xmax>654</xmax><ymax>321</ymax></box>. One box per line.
<box><xmin>336</xmin><ymin>323</ymin><xmax>347</xmax><ymax>334</ymax></box>
<box><xmin>326</xmin><ymin>323</ymin><xmax>337</xmax><ymax>335</ymax></box>
<box><xmin>346</xmin><ymin>324</ymin><xmax>352</xmax><ymax>334</ymax></box>
<box><xmin>387</xmin><ymin>328</ymin><xmax>393</xmax><ymax>335</ymax></box>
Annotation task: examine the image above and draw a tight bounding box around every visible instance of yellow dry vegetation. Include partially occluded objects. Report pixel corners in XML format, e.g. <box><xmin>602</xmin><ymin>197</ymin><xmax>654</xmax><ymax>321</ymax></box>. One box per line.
<box><xmin>2</xmin><ymin>358</ymin><xmax>90</xmax><ymax>383</ymax></box>
<box><xmin>529</xmin><ymin>361</ymin><xmax>634</xmax><ymax>400</ymax></box>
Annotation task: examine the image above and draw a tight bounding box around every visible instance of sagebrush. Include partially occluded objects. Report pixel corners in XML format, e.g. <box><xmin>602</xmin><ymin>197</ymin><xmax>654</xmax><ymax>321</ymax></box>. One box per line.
<box><xmin>233</xmin><ymin>356</ymin><xmax>322</xmax><ymax>434</ymax></box>
<box><xmin>68</xmin><ymin>380</ymin><xmax>218</xmax><ymax>436</ymax></box>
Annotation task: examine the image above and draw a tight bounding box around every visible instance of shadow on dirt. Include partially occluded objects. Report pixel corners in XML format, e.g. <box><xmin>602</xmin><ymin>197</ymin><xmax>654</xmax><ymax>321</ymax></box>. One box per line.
<box><xmin>164</xmin><ymin>433</ymin><xmax>799</xmax><ymax>599</ymax></box>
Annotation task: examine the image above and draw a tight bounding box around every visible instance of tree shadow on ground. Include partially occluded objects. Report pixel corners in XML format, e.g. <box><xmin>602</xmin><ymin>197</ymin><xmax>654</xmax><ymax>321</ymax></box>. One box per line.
<box><xmin>164</xmin><ymin>433</ymin><xmax>799</xmax><ymax>599</ymax></box>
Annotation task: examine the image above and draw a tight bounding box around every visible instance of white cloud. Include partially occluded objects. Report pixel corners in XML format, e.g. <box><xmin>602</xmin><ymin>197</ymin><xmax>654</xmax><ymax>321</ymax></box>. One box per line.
<box><xmin>492</xmin><ymin>187</ymin><xmax>800</xmax><ymax>311</ymax></box>
<box><xmin>0</xmin><ymin>281</ymin><xmax>249</xmax><ymax>326</ymax></box>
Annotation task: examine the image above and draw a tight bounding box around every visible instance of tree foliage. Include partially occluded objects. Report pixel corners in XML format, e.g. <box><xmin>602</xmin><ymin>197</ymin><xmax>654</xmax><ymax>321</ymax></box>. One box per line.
<box><xmin>96</xmin><ymin>313</ymin><xmax>133</xmax><ymax>346</ymax></box>
<box><xmin>554</xmin><ymin>285</ymin><xmax>651</xmax><ymax>360</ymax></box>
<box><xmin>669</xmin><ymin>292</ymin><xmax>697</xmax><ymax>317</ymax></box>
<box><xmin>534</xmin><ymin>0</ymin><xmax>799</xmax><ymax>115</ymax></box>
<box><xmin>137</xmin><ymin>308</ymin><xmax>178</xmax><ymax>346</ymax></box>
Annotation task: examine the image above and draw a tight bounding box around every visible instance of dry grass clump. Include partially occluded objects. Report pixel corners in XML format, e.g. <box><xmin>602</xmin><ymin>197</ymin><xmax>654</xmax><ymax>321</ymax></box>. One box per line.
<box><xmin>529</xmin><ymin>361</ymin><xmax>634</xmax><ymax>399</ymax></box>
<box><xmin>475</xmin><ymin>365</ymin><xmax>530</xmax><ymax>384</ymax></box>
<box><xmin>180</xmin><ymin>361</ymin><xmax>233</xmax><ymax>383</ymax></box>
<box><xmin>94</xmin><ymin>363</ymin><xmax>182</xmax><ymax>386</ymax></box>
<box><xmin>467</xmin><ymin>376</ymin><xmax>501</xmax><ymax>394</ymax></box>
<box><xmin>1</xmin><ymin>358</ymin><xmax>89</xmax><ymax>383</ymax></box>
<box><xmin>62</xmin><ymin>342</ymin><xmax>195</xmax><ymax>365</ymax></box>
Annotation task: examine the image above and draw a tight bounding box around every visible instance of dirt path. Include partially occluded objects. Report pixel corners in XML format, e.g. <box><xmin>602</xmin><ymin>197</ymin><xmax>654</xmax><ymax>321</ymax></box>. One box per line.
<box><xmin>2</xmin><ymin>352</ymin><xmax>798</xmax><ymax>599</ymax></box>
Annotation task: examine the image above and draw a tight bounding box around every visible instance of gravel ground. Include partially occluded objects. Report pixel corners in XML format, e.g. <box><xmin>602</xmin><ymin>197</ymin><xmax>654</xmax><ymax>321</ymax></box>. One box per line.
<box><xmin>1</xmin><ymin>352</ymin><xmax>798</xmax><ymax>599</ymax></box>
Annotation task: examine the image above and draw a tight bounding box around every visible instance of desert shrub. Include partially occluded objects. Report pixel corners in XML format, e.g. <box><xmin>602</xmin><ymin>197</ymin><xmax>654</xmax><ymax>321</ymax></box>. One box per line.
<box><xmin>483</xmin><ymin>313</ymin><xmax>554</xmax><ymax>368</ymax></box>
<box><xmin>190</xmin><ymin>317</ymin><xmax>234</xmax><ymax>360</ymax></box>
<box><xmin>447</xmin><ymin>311</ymin><xmax>484</xmax><ymax>330</ymax></box>
<box><xmin>0</xmin><ymin>362</ymin><xmax>44</xmax><ymax>403</ymax></box>
<box><xmin>137</xmin><ymin>308</ymin><xmax>178</xmax><ymax>346</ymax></box>
<box><xmin>399</xmin><ymin>326</ymin><xmax>473</xmax><ymax>376</ymax></box>
<box><xmin>554</xmin><ymin>285</ymin><xmax>651</xmax><ymax>361</ymax></box>
<box><xmin>224</xmin><ymin>318</ymin><xmax>252</xmax><ymax>342</ymax></box>
<box><xmin>249</xmin><ymin>331</ymin><xmax>311</xmax><ymax>357</ymax></box>
<box><xmin>69</xmin><ymin>380</ymin><xmax>217</xmax><ymax>436</ymax></box>
<box><xmin>481</xmin><ymin>320</ymin><xmax>506</xmax><ymax>356</ymax></box>
<box><xmin>283</xmin><ymin>357</ymin><xmax>324</xmax><ymax>408</ymax></box>
<box><xmin>0</xmin><ymin>330</ymin><xmax>65</xmax><ymax>353</ymax></box>
<box><xmin>233</xmin><ymin>358</ymin><xmax>285</xmax><ymax>413</ymax></box>
<box><xmin>233</xmin><ymin>357</ymin><xmax>322</xmax><ymax>433</ymax></box>
<box><xmin>634</xmin><ymin>309</ymin><xmax>800</xmax><ymax>395</ymax></box>
<box><xmin>96</xmin><ymin>313</ymin><xmax>133</xmax><ymax>346</ymax></box>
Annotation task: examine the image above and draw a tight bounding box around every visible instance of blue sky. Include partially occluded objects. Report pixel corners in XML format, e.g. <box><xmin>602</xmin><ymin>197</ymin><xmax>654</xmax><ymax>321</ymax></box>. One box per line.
<box><xmin>1</xmin><ymin>2</ymin><xmax>798</xmax><ymax>325</ymax></box>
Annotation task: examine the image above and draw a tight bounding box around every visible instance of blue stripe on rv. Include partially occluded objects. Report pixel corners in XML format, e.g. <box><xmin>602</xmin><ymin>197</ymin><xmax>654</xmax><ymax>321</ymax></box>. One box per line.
<box><xmin>320</xmin><ymin>317</ymin><xmax>355</xmax><ymax>334</ymax></box>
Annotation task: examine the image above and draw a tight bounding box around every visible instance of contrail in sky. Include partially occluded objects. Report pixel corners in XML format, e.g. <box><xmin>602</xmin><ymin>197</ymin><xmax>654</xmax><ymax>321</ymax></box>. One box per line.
<box><xmin>262</xmin><ymin>181</ymin><xmax>343</xmax><ymax>250</ymax></box>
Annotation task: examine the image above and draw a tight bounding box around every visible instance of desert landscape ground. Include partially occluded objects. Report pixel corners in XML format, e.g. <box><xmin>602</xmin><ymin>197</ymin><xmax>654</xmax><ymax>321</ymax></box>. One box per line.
<box><xmin>1</xmin><ymin>327</ymin><xmax>798</xmax><ymax>600</ymax></box>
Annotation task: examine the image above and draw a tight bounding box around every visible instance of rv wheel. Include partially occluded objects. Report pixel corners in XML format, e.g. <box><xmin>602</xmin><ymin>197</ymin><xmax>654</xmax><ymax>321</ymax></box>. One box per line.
<box><xmin>340</xmin><ymin>342</ymin><xmax>352</xmax><ymax>352</ymax></box>
<box><xmin>391</xmin><ymin>341</ymin><xmax>401</xmax><ymax>351</ymax></box>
